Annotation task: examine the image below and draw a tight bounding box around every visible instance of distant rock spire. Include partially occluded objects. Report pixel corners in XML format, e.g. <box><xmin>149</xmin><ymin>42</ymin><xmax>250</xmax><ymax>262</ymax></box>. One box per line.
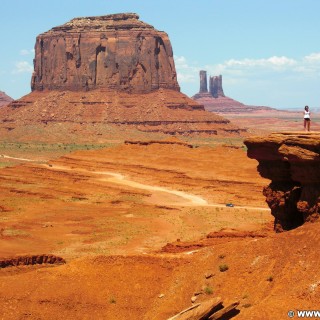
<box><xmin>192</xmin><ymin>72</ymin><xmax>225</xmax><ymax>99</ymax></box>
<box><xmin>199</xmin><ymin>70</ymin><xmax>208</xmax><ymax>93</ymax></box>
<box><xmin>209</xmin><ymin>75</ymin><xmax>225</xmax><ymax>98</ymax></box>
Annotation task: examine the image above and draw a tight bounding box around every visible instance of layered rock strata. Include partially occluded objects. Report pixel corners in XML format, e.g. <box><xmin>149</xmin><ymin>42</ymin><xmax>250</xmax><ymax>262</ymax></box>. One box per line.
<box><xmin>0</xmin><ymin>91</ymin><xmax>13</xmax><ymax>108</ymax></box>
<box><xmin>0</xmin><ymin>89</ymin><xmax>245</xmax><ymax>142</ymax></box>
<box><xmin>31</xmin><ymin>13</ymin><xmax>180</xmax><ymax>93</ymax></box>
<box><xmin>245</xmin><ymin>132</ymin><xmax>320</xmax><ymax>232</ymax></box>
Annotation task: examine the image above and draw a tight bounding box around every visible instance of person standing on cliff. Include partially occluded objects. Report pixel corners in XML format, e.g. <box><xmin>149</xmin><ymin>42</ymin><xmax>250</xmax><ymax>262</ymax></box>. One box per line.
<box><xmin>304</xmin><ymin>105</ymin><xmax>311</xmax><ymax>131</ymax></box>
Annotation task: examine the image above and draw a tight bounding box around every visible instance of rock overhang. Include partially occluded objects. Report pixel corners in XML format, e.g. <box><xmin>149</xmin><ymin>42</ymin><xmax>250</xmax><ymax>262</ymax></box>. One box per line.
<box><xmin>244</xmin><ymin>132</ymin><xmax>320</xmax><ymax>231</ymax></box>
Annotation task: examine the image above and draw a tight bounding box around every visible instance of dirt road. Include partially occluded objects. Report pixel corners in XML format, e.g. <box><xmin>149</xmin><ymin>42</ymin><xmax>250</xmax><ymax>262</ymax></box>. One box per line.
<box><xmin>46</xmin><ymin>164</ymin><xmax>269</xmax><ymax>211</ymax></box>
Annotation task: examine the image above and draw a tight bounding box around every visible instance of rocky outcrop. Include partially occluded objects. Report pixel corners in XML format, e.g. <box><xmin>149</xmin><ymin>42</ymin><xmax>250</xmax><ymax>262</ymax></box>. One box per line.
<box><xmin>245</xmin><ymin>132</ymin><xmax>320</xmax><ymax>232</ymax></box>
<box><xmin>31</xmin><ymin>13</ymin><xmax>180</xmax><ymax>93</ymax></box>
<box><xmin>209</xmin><ymin>75</ymin><xmax>224</xmax><ymax>98</ymax></box>
<box><xmin>0</xmin><ymin>91</ymin><xmax>13</xmax><ymax>108</ymax></box>
<box><xmin>199</xmin><ymin>70</ymin><xmax>208</xmax><ymax>93</ymax></box>
<box><xmin>125</xmin><ymin>138</ymin><xmax>193</xmax><ymax>148</ymax></box>
<box><xmin>0</xmin><ymin>254</ymin><xmax>66</xmax><ymax>268</ymax></box>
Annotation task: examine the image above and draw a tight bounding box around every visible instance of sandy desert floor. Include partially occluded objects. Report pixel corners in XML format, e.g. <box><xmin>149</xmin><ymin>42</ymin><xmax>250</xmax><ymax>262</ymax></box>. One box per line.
<box><xmin>0</xmin><ymin>118</ymin><xmax>319</xmax><ymax>319</ymax></box>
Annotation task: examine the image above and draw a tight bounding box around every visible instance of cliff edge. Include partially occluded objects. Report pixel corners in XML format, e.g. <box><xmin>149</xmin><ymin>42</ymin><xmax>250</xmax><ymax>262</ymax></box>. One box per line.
<box><xmin>245</xmin><ymin>132</ymin><xmax>320</xmax><ymax>232</ymax></box>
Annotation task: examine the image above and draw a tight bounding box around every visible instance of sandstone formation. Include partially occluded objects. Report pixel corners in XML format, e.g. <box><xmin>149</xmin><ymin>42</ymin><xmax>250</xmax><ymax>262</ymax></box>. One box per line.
<box><xmin>192</xmin><ymin>71</ymin><xmax>273</xmax><ymax>113</ymax></box>
<box><xmin>199</xmin><ymin>70</ymin><xmax>209</xmax><ymax>93</ymax></box>
<box><xmin>209</xmin><ymin>75</ymin><xmax>224</xmax><ymax>98</ymax></box>
<box><xmin>0</xmin><ymin>14</ymin><xmax>246</xmax><ymax>142</ymax></box>
<box><xmin>0</xmin><ymin>89</ymin><xmax>245</xmax><ymax>143</ymax></box>
<box><xmin>31</xmin><ymin>13</ymin><xmax>180</xmax><ymax>93</ymax></box>
<box><xmin>245</xmin><ymin>132</ymin><xmax>320</xmax><ymax>232</ymax></box>
<box><xmin>0</xmin><ymin>91</ymin><xmax>13</xmax><ymax>108</ymax></box>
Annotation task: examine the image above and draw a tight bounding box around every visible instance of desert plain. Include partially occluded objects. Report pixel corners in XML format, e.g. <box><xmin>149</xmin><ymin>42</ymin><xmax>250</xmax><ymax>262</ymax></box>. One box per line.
<box><xmin>1</xmin><ymin>116</ymin><xmax>319</xmax><ymax>319</ymax></box>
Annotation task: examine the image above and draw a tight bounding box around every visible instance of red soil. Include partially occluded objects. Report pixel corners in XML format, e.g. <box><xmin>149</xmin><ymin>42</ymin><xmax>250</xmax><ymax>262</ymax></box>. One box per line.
<box><xmin>0</xmin><ymin>141</ymin><xmax>319</xmax><ymax>319</ymax></box>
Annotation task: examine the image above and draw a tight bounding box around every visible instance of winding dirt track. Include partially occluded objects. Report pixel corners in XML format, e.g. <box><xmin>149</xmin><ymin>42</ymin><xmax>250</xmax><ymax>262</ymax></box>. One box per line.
<box><xmin>0</xmin><ymin>154</ymin><xmax>35</xmax><ymax>162</ymax></box>
<box><xmin>1</xmin><ymin>153</ymin><xmax>269</xmax><ymax>211</ymax></box>
<box><xmin>47</xmin><ymin>164</ymin><xmax>270</xmax><ymax>211</ymax></box>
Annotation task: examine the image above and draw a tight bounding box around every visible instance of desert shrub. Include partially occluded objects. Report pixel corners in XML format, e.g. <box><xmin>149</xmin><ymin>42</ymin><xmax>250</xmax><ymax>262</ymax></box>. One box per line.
<box><xmin>219</xmin><ymin>264</ymin><xmax>229</xmax><ymax>272</ymax></box>
<box><xmin>109</xmin><ymin>297</ymin><xmax>116</xmax><ymax>304</ymax></box>
<box><xmin>204</xmin><ymin>286</ymin><xmax>213</xmax><ymax>295</ymax></box>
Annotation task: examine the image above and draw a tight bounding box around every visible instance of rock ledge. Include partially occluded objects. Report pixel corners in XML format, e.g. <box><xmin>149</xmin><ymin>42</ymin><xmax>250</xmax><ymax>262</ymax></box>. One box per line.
<box><xmin>245</xmin><ymin>132</ymin><xmax>320</xmax><ymax>231</ymax></box>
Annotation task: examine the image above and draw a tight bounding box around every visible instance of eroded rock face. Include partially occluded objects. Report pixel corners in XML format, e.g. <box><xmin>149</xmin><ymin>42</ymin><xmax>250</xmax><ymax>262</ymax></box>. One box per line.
<box><xmin>31</xmin><ymin>13</ymin><xmax>180</xmax><ymax>93</ymax></box>
<box><xmin>199</xmin><ymin>70</ymin><xmax>208</xmax><ymax>93</ymax></box>
<box><xmin>245</xmin><ymin>132</ymin><xmax>320</xmax><ymax>232</ymax></box>
<box><xmin>209</xmin><ymin>75</ymin><xmax>224</xmax><ymax>98</ymax></box>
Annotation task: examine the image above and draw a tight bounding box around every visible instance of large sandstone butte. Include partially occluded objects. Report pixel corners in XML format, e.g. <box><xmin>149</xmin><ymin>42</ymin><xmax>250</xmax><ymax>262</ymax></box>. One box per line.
<box><xmin>0</xmin><ymin>13</ymin><xmax>245</xmax><ymax>142</ymax></box>
<box><xmin>0</xmin><ymin>91</ymin><xmax>13</xmax><ymax>108</ymax></box>
<box><xmin>245</xmin><ymin>132</ymin><xmax>320</xmax><ymax>232</ymax></box>
<box><xmin>192</xmin><ymin>71</ymin><xmax>273</xmax><ymax>113</ymax></box>
<box><xmin>31</xmin><ymin>13</ymin><xmax>180</xmax><ymax>93</ymax></box>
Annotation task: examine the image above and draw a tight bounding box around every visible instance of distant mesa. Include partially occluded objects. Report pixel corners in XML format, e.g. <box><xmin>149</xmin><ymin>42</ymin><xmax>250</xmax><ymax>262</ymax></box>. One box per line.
<box><xmin>0</xmin><ymin>13</ymin><xmax>246</xmax><ymax>142</ymax></box>
<box><xmin>0</xmin><ymin>91</ymin><xmax>13</xmax><ymax>108</ymax></box>
<box><xmin>192</xmin><ymin>71</ymin><xmax>273</xmax><ymax>113</ymax></box>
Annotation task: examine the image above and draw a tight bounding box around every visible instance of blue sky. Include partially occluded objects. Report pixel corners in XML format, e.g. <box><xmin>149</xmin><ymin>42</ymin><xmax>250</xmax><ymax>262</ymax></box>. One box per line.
<box><xmin>1</xmin><ymin>0</ymin><xmax>320</xmax><ymax>109</ymax></box>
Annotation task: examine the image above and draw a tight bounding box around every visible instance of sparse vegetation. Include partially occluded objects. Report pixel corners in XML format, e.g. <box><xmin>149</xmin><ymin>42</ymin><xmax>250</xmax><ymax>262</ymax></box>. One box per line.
<box><xmin>218</xmin><ymin>254</ymin><xmax>225</xmax><ymax>259</ymax></box>
<box><xmin>204</xmin><ymin>286</ymin><xmax>214</xmax><ymax>295</ymax></box>
<box><xmin>219</xmin><ymin>264</ymin><xmax>229</xmax><ymax>272</ymax></box>
<box><xmin>109</xmin><ymin>297</ymin><xmax>116</xmax><ymax>304</ymax></box>
<box><xmin>267</xmin><ymin>276</ymin><xmax>274</xmax><ymax>282</ymax></box>
<box><xmin>2</xmin><ymin>228</ymin><xmax>30</xmax><ymax>237</ymax></box>
<box><xmin>0</xmin><ymin>141</ymin><xmax>116</xmax><ymax>161</ymax></box>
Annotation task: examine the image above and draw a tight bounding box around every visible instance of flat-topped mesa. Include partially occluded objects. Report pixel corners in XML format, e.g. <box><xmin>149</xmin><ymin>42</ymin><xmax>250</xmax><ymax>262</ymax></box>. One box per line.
<box><xmin>31</xmin><ymin>13</ymin><xmax>180</xmax><ymax>93</ymax></box>
<box><xmin>244</xmin><ymin>132</ymin><xmax>320</xmax><ymax>232</ymax></box>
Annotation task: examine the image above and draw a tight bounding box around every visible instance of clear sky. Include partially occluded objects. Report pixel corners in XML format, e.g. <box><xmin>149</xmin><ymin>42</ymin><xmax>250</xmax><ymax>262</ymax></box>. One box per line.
<box><xmin>1</xmin><ymin>0</ymin><xmax>320</xmax><ymax>109</ymax></box>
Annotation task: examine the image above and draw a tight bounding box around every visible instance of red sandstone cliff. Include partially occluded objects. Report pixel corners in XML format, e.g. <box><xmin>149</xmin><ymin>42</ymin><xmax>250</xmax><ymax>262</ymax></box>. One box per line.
<box><xmin>0</xmin><ymin>91</ymin><xmax>13</xmax><ymax>108</ymax></box>
<box><xmin>245</xmin><ymin>132</ymin><xmax>320</xmax><ymax>232</ymax></box>
<box><xmin>31</xmin><ymin>13</ymin><xmax>180</xmax><ymax>93</ymax></box>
